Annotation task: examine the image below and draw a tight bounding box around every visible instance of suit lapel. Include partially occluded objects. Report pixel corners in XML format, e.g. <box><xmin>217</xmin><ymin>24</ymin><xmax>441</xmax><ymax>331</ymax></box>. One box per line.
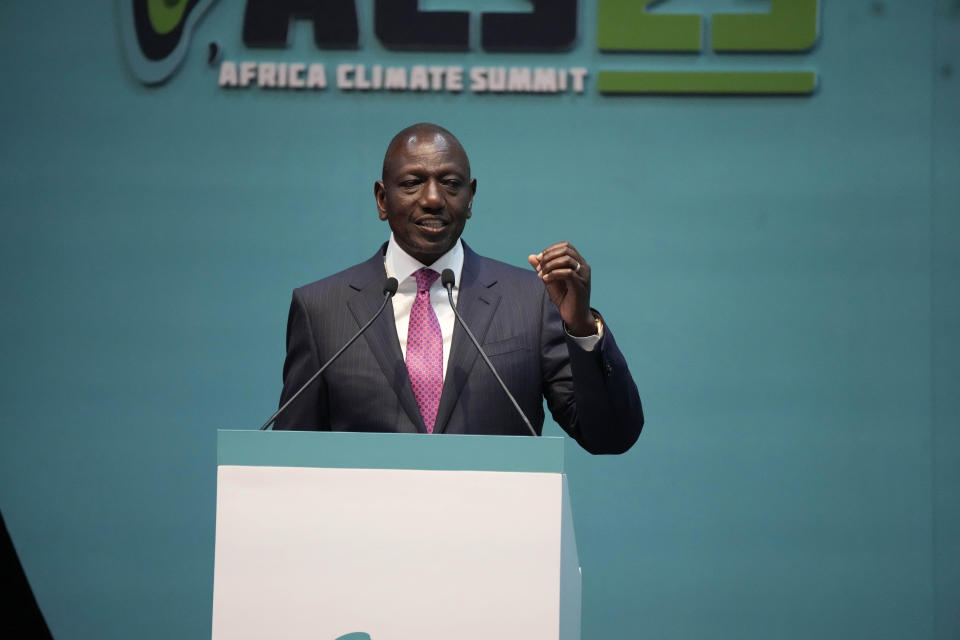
<box><xmin>346</xmin><ymin>249</ymin><xmax>425</xmax><ymax>433</ymax></box>
<box><xmin>434</xmin><ymin>246</ymin><xmax>501</xmax><ymax>434</ymax></box>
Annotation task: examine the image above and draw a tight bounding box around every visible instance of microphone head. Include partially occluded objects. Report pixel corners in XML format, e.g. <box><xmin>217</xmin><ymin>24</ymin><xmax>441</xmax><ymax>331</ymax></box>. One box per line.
<box><xmin>441</xmin><ymin>269</ymin><xmax>456</xmax><ymax>289</ymax></box>
<box><xmin>383</xmin><ymin>277</ymin><xmax>399</xmax><ymax>296</ymax></box>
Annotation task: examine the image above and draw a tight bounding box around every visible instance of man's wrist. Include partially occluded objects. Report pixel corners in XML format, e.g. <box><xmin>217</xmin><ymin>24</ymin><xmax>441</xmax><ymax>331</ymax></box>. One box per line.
<box><xmin>565</xmin><ymin>310</ymin><xmax>603</xmax><ymax>337</ymax></box>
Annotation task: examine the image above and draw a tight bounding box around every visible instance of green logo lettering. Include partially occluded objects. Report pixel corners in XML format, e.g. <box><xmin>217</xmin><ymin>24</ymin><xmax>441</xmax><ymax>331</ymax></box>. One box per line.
<box><xmin>596</xmin><ymin>0</ymin><xmax>820</xmax><ymax>95</ymax></box>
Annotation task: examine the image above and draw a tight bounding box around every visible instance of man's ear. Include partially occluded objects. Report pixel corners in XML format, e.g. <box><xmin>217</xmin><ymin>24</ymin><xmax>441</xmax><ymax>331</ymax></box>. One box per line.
<box><xmin>467</xmin><ymin>178</ymin><xmax>477</xmax><ymax>217</ymax></box>
<box><xmin>374</xmin><ymin>181</ymin><xmax>387</xmax><ymax>220</ymax></box>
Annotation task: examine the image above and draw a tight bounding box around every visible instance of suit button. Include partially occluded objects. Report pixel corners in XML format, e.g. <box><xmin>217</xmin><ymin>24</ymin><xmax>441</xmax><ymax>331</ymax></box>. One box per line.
<box><xmin>604</xmin><ymin>362</ymin><xmax>613</xmax><ymax>376</ymax></box>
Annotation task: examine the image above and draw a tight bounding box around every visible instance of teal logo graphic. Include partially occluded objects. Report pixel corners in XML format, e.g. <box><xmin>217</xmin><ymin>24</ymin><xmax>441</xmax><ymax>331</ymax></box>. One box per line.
<box><xmin>119</xmin><ymin>0</ymin><xmax>220</xmax><ymax>85</ymax></box>
<box><xmin>335</xmin><ymin>634</ymin><xmax>371</xmax><ymax>640</ymax></box>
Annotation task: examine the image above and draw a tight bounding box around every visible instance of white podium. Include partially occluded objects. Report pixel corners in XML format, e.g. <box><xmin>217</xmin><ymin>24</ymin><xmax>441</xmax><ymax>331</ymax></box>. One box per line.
<box><xmin>212</xmin><ymin>430</ymin><xmax>581</xmax><ymax>640</ymax></box>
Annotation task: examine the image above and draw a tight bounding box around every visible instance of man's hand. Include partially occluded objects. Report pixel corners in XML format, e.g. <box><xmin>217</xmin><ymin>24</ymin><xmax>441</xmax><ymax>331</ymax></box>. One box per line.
<box><xmin>528</xmin><ymin>241</ymin><xmax>596</xmax><ymax>337</ymax></box>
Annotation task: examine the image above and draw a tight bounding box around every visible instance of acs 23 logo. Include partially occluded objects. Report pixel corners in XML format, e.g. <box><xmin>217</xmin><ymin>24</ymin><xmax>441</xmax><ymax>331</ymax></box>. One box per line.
<box><xmin>120</xmin><ymin>0</ymin><xmax>819</xmax><ymax>91</ymax></box>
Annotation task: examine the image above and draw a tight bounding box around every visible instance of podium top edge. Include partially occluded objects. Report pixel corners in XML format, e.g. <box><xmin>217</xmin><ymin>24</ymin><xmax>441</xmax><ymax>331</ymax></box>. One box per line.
<box><xmin>217</xmin><ymin>430</ymin><xmax>565</xmax><ymax>473</ymax></box>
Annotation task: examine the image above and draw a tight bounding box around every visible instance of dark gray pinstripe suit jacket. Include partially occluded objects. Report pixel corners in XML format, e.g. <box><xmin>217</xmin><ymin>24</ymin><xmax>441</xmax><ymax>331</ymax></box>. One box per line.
<box><xmin>275</xmin><ymin>242</ymin><xmax>643</xmax><ymax>454</ymax></box>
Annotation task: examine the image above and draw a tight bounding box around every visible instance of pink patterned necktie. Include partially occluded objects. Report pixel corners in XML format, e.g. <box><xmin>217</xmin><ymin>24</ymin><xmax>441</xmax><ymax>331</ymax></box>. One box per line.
<box><xmin>406</xmin><ymin>268</ymin><xmax>443</xmax><ymax>433</ymax></box>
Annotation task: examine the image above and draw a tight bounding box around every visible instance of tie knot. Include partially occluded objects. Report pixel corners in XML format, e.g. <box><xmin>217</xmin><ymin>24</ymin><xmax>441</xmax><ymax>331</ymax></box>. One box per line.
<box><xmin>414</xmin><ymin>268</ymin><xmax>439</xmax><ymax>293</ymax></box>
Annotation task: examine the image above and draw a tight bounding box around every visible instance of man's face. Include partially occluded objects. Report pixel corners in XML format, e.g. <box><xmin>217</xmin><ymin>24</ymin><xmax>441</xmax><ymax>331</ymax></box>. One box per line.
<box><xmin>375</xmin><ymin>131</ymin><xmax>477</xmax><ymax>266</ymax></box>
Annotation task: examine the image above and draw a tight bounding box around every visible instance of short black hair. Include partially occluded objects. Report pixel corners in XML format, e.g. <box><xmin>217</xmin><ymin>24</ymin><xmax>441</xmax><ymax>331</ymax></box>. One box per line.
<box><xmin>381</xmin><ymin>123</ymin><xmax>470</xmax><ymax>181</ymax></box>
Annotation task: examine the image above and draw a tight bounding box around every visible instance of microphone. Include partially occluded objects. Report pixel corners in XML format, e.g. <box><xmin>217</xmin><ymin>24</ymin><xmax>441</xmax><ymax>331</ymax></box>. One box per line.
<box><xmin>260</xmin><ymin>277</ymin><xmax>399</xmax><ymax>431</ymax></box>
<box><xmin>441</xmin><ymin>269</ymin><xmax>537</xmax><ymax>437</ymax></box>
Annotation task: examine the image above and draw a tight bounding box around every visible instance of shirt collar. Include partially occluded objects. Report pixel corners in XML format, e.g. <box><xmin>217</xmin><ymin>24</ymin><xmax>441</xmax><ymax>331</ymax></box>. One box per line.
<box><xmin>385</xmin><ymin>234</ymin><xmax>464</xmax><ymax>289</ymax></box>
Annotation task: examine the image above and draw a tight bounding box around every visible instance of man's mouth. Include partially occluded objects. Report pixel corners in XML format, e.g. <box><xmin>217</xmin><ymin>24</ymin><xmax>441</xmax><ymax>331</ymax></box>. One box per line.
<box><xmin>416</xmin><ymin>219</ymin><xmax>448</xmax><ymax>233</ymax></box>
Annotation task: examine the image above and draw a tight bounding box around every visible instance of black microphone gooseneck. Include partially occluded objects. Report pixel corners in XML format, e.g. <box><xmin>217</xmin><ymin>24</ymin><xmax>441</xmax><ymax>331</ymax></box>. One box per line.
<box><xmin>259</xmin><ymin>277</ymin><xmax>399</xmax><ymax>431</ymax></box>
<box><xmin>441</xmin><ymin>269</ymin><xmax>537</xmax><ymax>437</ymax></box>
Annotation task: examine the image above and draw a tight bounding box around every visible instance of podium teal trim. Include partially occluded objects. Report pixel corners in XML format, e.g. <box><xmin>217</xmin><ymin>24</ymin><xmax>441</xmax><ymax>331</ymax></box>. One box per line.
<box><xmin>218</xmin><ymin>430</ymin><xmax>565</xmax><ymax>473</ymax></box>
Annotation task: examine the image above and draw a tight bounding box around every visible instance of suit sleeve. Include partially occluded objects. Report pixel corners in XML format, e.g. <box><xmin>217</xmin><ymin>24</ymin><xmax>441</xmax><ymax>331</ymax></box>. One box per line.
<box><xmin>275</xmin><ymin>289</ymin><xmax>329</xmax><ymax>430</ymax></box>
<box><xmin>540</xmin><ymin>289</ymin><xmax>644</xmax><ymax>454</ymax></box>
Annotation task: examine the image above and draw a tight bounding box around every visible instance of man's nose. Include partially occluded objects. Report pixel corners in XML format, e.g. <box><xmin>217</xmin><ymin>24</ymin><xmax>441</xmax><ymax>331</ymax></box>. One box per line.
<box><xmin>420</xmin><ymin>179</ymin><xmax>444</xmax><ymax>209</ymax></box>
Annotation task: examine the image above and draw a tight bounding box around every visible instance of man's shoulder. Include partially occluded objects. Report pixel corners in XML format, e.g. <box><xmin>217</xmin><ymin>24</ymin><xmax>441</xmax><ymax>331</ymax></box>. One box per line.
<box><xmin>292</xmin><ymin>250</ymin><xmax>385</xmax><ymax>303</ymax></box>
<box><xmin>471</xmin><ymin>256</ymin><xmax>544</xmax><ymax>304</ymax></box>
<box><xmin>466</xmin><ymin>246</ymin><xmax>540</xmax><ymax>289</ymax></box>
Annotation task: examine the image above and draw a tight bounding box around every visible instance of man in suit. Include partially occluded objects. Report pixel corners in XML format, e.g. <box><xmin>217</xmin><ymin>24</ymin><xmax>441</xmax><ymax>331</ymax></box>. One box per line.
<box><xmin>276</xmin><ymin>123</ymin><xmax>643</xmax><ymax>454</ymax></box>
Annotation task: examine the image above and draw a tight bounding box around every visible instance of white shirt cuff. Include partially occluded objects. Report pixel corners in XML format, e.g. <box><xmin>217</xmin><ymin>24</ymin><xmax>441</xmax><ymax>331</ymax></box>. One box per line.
<box><xmin>565</xmin><ymin>325</ymin><xmax>603</xmax><ymax>351</ymax></box>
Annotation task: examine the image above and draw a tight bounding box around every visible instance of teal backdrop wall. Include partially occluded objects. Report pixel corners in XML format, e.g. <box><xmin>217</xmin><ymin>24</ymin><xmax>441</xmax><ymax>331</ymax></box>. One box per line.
<box><xmin>1</xmin><ymin>1</ymin><xmax>958</xmax><ymax>638</ymax></box>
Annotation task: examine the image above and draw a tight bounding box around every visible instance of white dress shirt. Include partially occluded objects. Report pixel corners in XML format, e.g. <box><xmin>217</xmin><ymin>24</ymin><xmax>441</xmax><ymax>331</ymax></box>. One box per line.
<box><xmin>384</xmin><ymin>234</ymin><xmax>463</xmax><ymax>379</ymax></box>
<box><xmin>384</xmin><ymin>234</ymin><xmax>600</xmax><ymax>382</ymax></box>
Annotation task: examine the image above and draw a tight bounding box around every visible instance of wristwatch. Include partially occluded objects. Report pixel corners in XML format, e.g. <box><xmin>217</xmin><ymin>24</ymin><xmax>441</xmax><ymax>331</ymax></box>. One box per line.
<box><xmin>590</xmin><ymin>310</ymin><xmax>603</xmax><ymax>336</ymax></box>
